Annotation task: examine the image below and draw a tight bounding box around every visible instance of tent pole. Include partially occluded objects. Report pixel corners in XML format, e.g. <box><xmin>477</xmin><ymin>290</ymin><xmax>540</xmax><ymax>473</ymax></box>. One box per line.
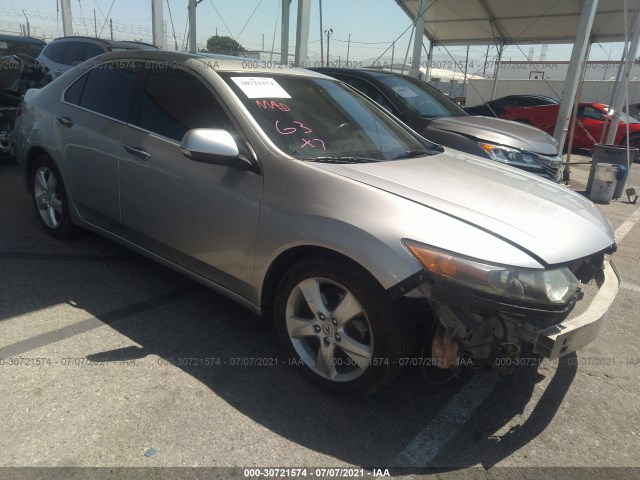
<box><xmin>552</xmin><ymin>0</ymin><xmax>598</xmax><ymax>148</ymax></box>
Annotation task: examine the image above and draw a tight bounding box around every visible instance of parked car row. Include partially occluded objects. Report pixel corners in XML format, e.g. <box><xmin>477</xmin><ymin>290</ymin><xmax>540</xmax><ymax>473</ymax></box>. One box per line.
<box><xmin>312</xmin><ymin>69</ymin><xmax>563</xmax><ymax>181</ymax></box>
<box><xmin>14</xmin><ymin>49</ymin><xmax>620</xmax><ymax>394</ymax></box>
<box><xmin>465</xmin><ymin>94</ymin><xmax>640</xmax><ymax>152</ymax></box>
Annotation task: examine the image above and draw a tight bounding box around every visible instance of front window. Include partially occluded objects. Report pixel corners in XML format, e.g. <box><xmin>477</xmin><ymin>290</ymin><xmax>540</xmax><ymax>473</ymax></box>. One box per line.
<box><xmin>220</xmin><ymin>73</ymin><xmax>433</xmax><ymax>161</ymax></box>
<box><xmin>374</xmin><ymin>73</ymin><xmax>467</xmax><ymax>118</ymax></box>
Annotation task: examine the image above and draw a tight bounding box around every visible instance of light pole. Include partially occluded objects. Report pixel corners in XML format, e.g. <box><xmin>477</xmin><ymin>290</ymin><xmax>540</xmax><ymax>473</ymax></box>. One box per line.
<box><xmin>325</xmin><ymin>28</ymin><xmax>333</xmax><ymax>66</ymax></box>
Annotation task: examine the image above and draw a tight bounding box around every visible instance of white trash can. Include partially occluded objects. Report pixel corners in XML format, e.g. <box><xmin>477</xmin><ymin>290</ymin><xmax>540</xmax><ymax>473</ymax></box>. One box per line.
<box><xmin>590</xmin><ymin>163</ymin><xmax>618</xmax><ymax>204</ymax></box>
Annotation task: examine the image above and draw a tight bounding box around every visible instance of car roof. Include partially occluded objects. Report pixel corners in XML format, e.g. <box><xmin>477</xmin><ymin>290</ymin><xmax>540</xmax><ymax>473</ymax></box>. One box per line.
<box><xmin>91</xmin><ymin>50</ymin><xmax>329</xmax><ymax>77</ymax></box>
<box><xmin>0</xmin><ymin>34</ymin><xmax>46</xmax><ymax>47</ymax></box>
<box><xmin>48</xmin><ymin>36</ymin><xmax>157</xmax><ymax>50</ymax></box>
<box><xmin>310</xmin><ymin>67</ymin><xmax>402</xmax><ymax>79</ymax></box>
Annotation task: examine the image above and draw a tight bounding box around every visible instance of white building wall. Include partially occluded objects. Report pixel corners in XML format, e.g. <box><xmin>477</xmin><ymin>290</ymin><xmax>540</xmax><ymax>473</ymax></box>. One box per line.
<box><xmin>466</xmin><ymin>80</ymin><xmax>640</xmax><ymax>107</ymax></box>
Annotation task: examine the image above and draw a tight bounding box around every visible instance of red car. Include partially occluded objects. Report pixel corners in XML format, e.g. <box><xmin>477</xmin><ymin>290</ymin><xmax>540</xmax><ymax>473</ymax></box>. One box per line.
<box><xmin>500</xmin><ymin>102</ymin><xmax>640</xmax><ymax>150</ymax></box>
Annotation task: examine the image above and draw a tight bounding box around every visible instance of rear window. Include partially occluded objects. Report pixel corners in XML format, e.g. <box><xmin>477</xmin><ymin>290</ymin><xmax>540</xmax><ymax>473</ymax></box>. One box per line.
<box><xmin>44</xmin><ymin>43</ymin><xmax>66</xmax><ymax>63</ymax></box>
<box><xmin>84</xmin><ymin>43</ymin><xmax>104</xmax><ymax>60</ymax></box>
<box><xmin>61</xmin><ymin>42</ymin><xmax>87</xmax><ymax>66</ymax></box>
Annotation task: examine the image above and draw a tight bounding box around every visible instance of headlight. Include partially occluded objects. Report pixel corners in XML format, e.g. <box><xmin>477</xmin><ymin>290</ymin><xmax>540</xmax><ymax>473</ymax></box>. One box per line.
<box><xmin>479</xmin><ymin>142</ymin><xmax>542</xmax><ymax>167</ymax></box>
<box><xmin>404</xmin><ymin>240</ymin><xmax>580</xmax><ymax>304</ymax></box>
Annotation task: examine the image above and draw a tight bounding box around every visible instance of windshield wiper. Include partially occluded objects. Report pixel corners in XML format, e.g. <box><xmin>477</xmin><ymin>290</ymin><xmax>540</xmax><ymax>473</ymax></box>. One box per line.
<box><xmin>311</xmin><ymin>156</ymin><xmax>378</xmax><ymax>164</ymax></box>
<box><xmin>391</xmin><ymin>149</ymin><xmax>433</xmax><ymax>160</ymax></box>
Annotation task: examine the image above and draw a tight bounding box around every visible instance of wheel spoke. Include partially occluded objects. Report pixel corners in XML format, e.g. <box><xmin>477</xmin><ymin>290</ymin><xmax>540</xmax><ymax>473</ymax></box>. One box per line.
<box><xmin>332</xmin><ymin>291</ymin><xmax>363</xmax><ymax>326</ymax></box>
<box><xmin>48</xmin><ymin>205</ymin><xmax>58</xmax><ymax>227</ymax></box>
<box><xmin>50</xmin><ymin>196</ymin><xmax>63</xmax><ymax>214</ymax></box>
<box><xmin>315</xmin><ymin>341</ymin><xmax>337</xmax><ymax>379</ymax></box>
<box><xmin>297</xmin><ymin>278</ymin><xmax>330</xmax><ymax>317</ymax></box>
<box><xmin>46</xmin><ymin>171</ymin><xmax>58</xmax><ymax>192</ymax></box>
<box><xmin>36</xmin><ymin>169</ymin><xmax>48</xmax><ymax>191</ymax></box>
<box><xmin>338</xmin><ymin>333</ymin><xmax>372</xmax><ymax>371</ymax></box>
<box><xmin>35</xmin><ymin>194</ymin><xmax>48</xmax><ymax>210</ymax></box>
<box><xmin>288</xmin><ymin>315</ymin><xmax>318</xmax><ymax>338</ymax></box>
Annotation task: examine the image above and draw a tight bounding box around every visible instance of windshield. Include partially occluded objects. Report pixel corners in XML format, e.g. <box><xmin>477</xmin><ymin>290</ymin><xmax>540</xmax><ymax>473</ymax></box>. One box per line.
<box><xmin>220</xmin><ymin>73</ymin><xmax>433</xmax><ymax>161</ymax></box>
<box><xmin>374</xmin><ymin>73</ymin><xmax>468</xmax><ymax>119</ymax></box>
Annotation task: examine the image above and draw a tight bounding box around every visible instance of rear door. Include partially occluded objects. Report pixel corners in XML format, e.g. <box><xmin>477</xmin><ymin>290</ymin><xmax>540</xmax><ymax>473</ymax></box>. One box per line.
<box><xmin>118</xmin><ymin>64</ymin><xmax>263</xmax><ymax>297</ymax></box>
<box><xmin>56</xmin><ymin>61</ymin><xmax>135</xmax><ymax>229</ymax></box>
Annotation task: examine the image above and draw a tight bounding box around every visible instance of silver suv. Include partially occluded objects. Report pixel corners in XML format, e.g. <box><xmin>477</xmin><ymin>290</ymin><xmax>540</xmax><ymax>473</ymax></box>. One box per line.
<box><xmin>36</xmin><ymin>36</ymin><xmax>157</xmax><ymax>79</ymax></box>
<box><xmin>14</xmin><ymin>51</ymin><xmax>619</xmax><ymax>395</ymax></box>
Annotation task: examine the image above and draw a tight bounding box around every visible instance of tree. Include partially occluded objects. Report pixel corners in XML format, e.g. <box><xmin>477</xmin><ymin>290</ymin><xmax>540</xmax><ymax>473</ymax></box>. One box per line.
<box><xmin>206</xmin><ymin>35</ymin><xmax>245</xmax><ymax>56</ymax></box>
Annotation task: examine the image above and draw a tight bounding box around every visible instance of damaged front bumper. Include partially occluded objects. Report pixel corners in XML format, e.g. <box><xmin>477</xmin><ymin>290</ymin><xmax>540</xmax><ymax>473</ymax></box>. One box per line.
<box><xmin>394</xmin><ymin>256</ymin><xmax>620</xmax><ymax>371</ymax></box>
<box><xmin>533</xmin><ymin>259</ymin><xmax>620</xmax><ymax>358</ymax></box>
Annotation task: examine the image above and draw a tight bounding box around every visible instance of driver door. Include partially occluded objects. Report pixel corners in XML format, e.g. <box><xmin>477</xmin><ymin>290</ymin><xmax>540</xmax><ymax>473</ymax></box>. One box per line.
<box><xmin>118</xmin><ymin>64</ymin><xmax>263</xmax><ymax>298</ymax></box>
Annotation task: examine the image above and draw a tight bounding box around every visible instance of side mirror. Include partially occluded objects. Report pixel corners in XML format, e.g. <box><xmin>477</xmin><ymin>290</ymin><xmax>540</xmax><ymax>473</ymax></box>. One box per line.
<box><xmin>180</xmin><ymin>129</ymin><xmax>258</xmax><ymax>172</ymax></box>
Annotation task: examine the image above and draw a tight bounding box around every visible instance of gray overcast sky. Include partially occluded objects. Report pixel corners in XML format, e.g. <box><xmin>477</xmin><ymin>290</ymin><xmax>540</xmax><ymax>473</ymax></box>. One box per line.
<box><xmin>0</xmin><ymin>0</ymin><xmax>628</xmax><ymax>68</ymax></box>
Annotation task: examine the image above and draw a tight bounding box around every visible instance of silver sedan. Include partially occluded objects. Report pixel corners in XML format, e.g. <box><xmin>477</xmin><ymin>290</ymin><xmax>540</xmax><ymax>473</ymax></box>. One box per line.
<box><xmin>14</xmin><ymin>51</ymin><xmax>619</xmax><ymax>394</ymax></box>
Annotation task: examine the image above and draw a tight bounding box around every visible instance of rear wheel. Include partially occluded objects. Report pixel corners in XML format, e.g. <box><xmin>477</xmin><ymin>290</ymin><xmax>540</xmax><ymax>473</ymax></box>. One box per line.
<box><xmin>621</xmin><ymin>133</ymin><xmax>640</xmax><ymax>151</ymax></box>
<box><xmin>274</xmin><ymin>257</ymin><xmax>406</xmax><ymax>395</ymax></box>
<box><xmin>30</xmin><ymin>155</ymin><xmax>76</xmax><ymax>238</ymax></box>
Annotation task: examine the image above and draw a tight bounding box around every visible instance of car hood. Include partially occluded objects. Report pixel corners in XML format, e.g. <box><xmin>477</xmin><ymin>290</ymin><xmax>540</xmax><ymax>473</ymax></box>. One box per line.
<box><xmin>428</xmin><ymin>115</ymin><xmax>559</xmax><ymax>156</ymax></box>
<box><xmin>312</xmin><ymin>150</ymin><xmax>614</xmax><ymax>266</ymax></box>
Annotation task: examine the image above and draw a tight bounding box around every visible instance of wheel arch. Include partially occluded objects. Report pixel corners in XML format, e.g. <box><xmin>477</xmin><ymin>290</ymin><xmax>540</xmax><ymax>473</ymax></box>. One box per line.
<box><xmin>259</xmin><ymin>245</ymin><xmax>388</xmax><ymax>316</ymax></box>
<box><xmin>24</xmin><ymin>146</ymin><xmax>55</xmax><ymax>192</ymax></box>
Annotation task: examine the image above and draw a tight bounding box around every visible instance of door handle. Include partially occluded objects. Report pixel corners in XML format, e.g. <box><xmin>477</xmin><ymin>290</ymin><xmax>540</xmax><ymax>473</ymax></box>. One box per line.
<box><xmin>55</xmin><ymin>115</ymin><xmax>74</xmax><ymax>128</ymax></box>
<box><xmin>123</xmin><ymin>144</ymin><xmax>151</xmax><ymax>161</ymax></box>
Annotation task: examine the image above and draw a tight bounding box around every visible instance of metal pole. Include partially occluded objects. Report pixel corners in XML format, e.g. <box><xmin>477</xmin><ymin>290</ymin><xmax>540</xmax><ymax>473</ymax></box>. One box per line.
<box><xmin>425</xmin><ymin>41</ymin><xmax>433</xmax><ymax>80</ymax></box>
<box><xmin>294</xmin><ymin>0</ymin><xmax>310</xmax><ymax>67</ymax></box>
<box><xmin>552</xmin><ymin>0</ymin><xmax>598</xmax><ymax>148</ymax></box>
<box><xmin>151</xmin><ymin>0</ymin><xmax>164</xmax><ymax>49</ymax></box>
<box><xmin>490</xmin><ymin>41</ymin><xmax>504</xmax><ymax>100</ymax></box>
<box><xmin>110</xmin><ymin>18</ymin><xmax>113</xmax><ymax>40</ymax></box>
<box><xmin>391</xmin><ymin>41</ymin><xmax>395</xmax><ymax>71</ymax></box>
<box><xmin>346</xmin><ymin>33</ymin><xmax>351</xmax><ymax>66</ymax></box>
<box><xmin>319</xmin><ymin>0</ymin><xmax>324</xmax><ymax>67</ymax></box>
<box><xmin>60</xmin><ymin>0</ymin><xmax>73</xmax><ymax>36</ymax></box>
<box><xmin>482</xmin><ymin>45</ymin><xmax>489</xmax><ymax>77</ymax></box>
<box><xmin>607</xmin><ymin>0</ymin><xmax>640</xmax><ymax>144</ymax></box>
<box><xmin>463</xmin><ymin>44</ymin><xmax>469</xmax><ymax>87</ymax></box>
<box><xmin>281</xmin><ymin>0</ymin><xmax>290</xmax><ymax>65</ymax></box>
<box><xmin>564</xmin><ymin>40</ymin><xmax>593</xmax><ymax>181</ymax></box>
<box><xmin>410</xmin><ymin>0</ymin><xmax>426</xmax><ymax>77</ymax></box>
<box><xmin>326</xmin><ymin>29</ymin><xmax>332</xmax><ymax>65</ymax></box>
<box><xmin>23</xmin><ymin>12</ymin><xmax>30</xmax><ymax>36</ymax></box>
<box><xmin>599</xmin><ymin>48</ymin><xmax>626</xmax><ymax>143</ymax></box>
<box><xmin>188</xmin><ymin>0</ymin><xmax>197</xmax><ymax>53</ymax></box>
<box><xmin>94</xmin><ymin>9</ymin><xmax>97</xmax><ymax>37</ymax></box>
<box><xmin>401</xmin><ymin>25</ymin><xmax>414</xmax><ymax>74</ymax></box>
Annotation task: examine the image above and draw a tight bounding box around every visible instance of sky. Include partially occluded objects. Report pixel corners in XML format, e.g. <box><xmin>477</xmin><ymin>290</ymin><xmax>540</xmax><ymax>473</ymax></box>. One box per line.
<box><xmin>0</xmin><ymin>0</ymin><xmax>629</xmax><ymax>73</ymax></box>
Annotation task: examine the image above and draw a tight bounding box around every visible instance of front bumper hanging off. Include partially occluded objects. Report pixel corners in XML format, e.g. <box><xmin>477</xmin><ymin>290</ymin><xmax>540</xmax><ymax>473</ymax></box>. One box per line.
<box><xmin>534</xmin><ymin>259</ymin><xmax>620</xmax><ymax>359</ymax></box>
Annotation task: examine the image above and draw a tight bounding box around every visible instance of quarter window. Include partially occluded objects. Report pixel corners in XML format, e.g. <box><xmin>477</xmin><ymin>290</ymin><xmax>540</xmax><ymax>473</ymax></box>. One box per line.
<box><xmin>137</xmin><ymin>67</ymin><xmax>232</xmax><ymax>141</ymax></box>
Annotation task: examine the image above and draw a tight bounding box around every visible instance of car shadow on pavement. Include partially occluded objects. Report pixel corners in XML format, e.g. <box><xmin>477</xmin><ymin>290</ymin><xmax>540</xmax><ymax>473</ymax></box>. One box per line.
<box><xmin>78</xmin><ymin>284</ymin><xmax>575</xmax><ymax>472</ymax></box>
<box><xmin>0</xmin><ymin>164</ymin><xmax>575</xmax><ymax>471</ymax></box>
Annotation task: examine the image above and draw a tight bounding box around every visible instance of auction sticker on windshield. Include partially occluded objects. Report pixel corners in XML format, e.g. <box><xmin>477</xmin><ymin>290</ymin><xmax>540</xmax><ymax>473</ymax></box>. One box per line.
<box><xmin>230</xmin><ymin>77</ymin><xmax>291</xmax><ymax>99</ymax></box>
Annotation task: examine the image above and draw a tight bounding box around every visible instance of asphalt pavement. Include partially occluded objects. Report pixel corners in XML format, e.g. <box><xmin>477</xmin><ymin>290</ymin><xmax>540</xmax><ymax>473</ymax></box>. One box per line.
<box><xmin>0</xmin><ymin>153</ymin><xmax>639</xmax><ymax>480</ymax></box>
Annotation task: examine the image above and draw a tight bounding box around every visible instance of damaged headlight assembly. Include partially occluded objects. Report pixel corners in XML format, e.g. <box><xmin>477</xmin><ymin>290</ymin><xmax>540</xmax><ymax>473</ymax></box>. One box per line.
<box><xmin>403</xmin><ymin>240</ymin><xmax>580</xmax><ymax>305</ymax></box>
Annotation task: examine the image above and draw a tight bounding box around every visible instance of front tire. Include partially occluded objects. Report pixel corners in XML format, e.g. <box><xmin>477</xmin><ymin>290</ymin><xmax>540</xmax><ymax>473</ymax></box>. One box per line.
<box><xmin>30</xmin><ymin>155</ymin><xmax>76</xmax><ymax>238</ymax></box>
<box><xmin>274</xmin><ymin>257</ymin><xmax>406</xmax><ymax>395</ymax></box>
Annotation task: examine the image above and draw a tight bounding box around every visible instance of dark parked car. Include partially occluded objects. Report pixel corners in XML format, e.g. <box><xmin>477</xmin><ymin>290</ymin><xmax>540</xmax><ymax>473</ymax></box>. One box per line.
<box><xmin>312</xmin><ymin>68</ymin><xmax>562</xmax><ymax>182</ymax></box>
<box><xmin>37</xmin><ymin>36</ymin><xmax>157</xmax><ymax>79</ymax></box>
<box><xmin>464</xmin><ymin>94</ymin><xmax>560</xmax><ymax>117</ymax></box>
